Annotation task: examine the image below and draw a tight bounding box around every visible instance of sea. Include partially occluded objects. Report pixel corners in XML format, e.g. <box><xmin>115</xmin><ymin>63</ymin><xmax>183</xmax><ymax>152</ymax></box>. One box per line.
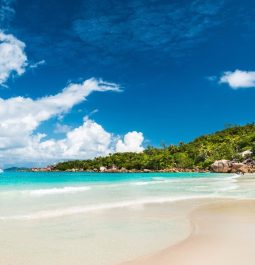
<box><xmin>0</xmin><ymin>172</ymin><xmax>254</xmax><ymax>265</ymax></box>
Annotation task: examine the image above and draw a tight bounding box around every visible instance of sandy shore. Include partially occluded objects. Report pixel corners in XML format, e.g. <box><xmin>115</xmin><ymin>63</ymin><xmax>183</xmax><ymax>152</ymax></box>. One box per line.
<box><xmin>121</xmin><ymin>199</ymin><xmax>255</xmax><ymax>265</ymax></box>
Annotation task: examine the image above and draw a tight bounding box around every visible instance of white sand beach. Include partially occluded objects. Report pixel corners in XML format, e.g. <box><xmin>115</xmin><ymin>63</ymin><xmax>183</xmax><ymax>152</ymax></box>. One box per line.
<box><xmin>121</xmin><ymin>199</ymin><xmax>255</xmax><ymax>265</ymax></box>
<box><xmin>1</xmin><ymin>173</ymin><xmax>255</xmax><ymax>265</ymax></box>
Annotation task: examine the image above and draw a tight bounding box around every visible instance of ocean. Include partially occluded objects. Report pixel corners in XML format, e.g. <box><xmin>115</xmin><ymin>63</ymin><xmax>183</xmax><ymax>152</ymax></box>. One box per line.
<box><xmin>0</xmin><ymin>172</ymin><xmax>254</xmax><ymax>265</ymax></box>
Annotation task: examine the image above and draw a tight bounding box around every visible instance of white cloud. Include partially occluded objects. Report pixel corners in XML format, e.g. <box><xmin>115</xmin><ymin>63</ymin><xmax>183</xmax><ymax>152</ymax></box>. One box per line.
<box><xmin>0</xmin><ymin>78</ymin><xmax>144</xmax><ymax>166</ymax></box>
<box><xmin>17</xmin><ymin>118</ymin><xmax>113</xmax><ymax>163</ymax></box>
<box><xmin>54</xmin><ymin>123</ymin><xmax>72</xmax><ymax>134</ymax></box>
<box><xmin>116</xmin><ymin>131</ymin><xmax>144</xmax><ymax>153</ymax></box>
<box><xmin>0</xmin><ymin>78</ymin><xmax>119</xmax><ymax>150</ymax></box>
<box><xmin>29</xmin><ymin>59</ymin><xmax>46</xmax><ymax>69</ymax></box>
<box><xmin>0</xmin><ymin>118</ymin><xmax>144</xmax><ymax>166</ymax></box>
<box><xmin>220</xmin><ymin>70</ymin><xmax>255</xmax><ymax>89</ymax></box>
<box><xmin>0</xmin><ymin>31</ymin><xmax>27</xmax><ymax>85</ymax></box>
<box><xmin>53</xmin><ymin>118</ymin><xmax>113</xmax><ymax>159</ymax></box>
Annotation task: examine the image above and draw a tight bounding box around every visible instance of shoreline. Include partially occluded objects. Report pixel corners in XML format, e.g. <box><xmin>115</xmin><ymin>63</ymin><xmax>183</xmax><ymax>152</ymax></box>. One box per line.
<box><xmin>16</xmin><ymin>169</ymin><xmax>212</xmax><ymax>173</ymax></box>
<box><xmin>120</xmin><ymin>198</ymin><xmax>255</xmax><ymax>265</ymax></box>
<box><xmin>16</xmin><ymin>166</ymin><xmax>255</xmax><ymax>174</ymax></box>
<box><xmin>1</xmin><ymin>172</ymin><xmax>255</xmax><ymax>265</ymax></box>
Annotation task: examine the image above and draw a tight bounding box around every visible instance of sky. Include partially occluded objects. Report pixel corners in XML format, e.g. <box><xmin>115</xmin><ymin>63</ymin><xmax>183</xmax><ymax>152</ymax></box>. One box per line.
<box><xmin>0</xmin><ymin>0</ymin><xmax>255</xmax><ymax>167</ymax></box>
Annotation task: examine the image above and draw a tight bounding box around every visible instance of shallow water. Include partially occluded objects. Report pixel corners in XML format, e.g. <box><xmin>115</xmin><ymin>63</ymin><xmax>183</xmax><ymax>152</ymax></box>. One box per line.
<box><xmin>0</xmin><ymin>172</ymin><xmax>254</xmax><ymax>265</ymax></box>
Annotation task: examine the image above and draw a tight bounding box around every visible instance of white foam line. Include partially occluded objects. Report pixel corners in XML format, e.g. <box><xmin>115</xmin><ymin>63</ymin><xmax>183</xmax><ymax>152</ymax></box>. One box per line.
<box><xmin>0</xmin><ymin>195</ymin><xmax>219</xmax><ymax>221</ymax></box>
<box><xmin>130</xmin><ymin>180</ymin><xmax>176</xmax><ymax>186</ymax></box>
<box><xmin>24</xmin><ymin>186</ymin><xmax>92</xmax><ymax>196</ymax></box>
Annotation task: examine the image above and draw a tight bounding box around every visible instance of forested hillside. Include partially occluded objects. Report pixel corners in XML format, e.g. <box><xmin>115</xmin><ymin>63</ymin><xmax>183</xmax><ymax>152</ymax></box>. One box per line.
<box><xmin>53</xmin><ymin>124</ymin><xmax>255</xmax><ymax>171</ymax></box>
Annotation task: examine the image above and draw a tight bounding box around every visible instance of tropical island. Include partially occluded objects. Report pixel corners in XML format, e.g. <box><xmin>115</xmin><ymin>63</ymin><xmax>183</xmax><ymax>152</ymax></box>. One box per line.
<box><xmin>29</xmin><ymin>124</ymin><xmax>255</xmax><ymax>173</ymax></box>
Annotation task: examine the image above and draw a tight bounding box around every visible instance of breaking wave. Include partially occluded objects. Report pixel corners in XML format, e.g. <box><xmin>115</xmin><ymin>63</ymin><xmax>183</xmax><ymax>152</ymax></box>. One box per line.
<box><xmin>23</xmin><ymin>186</ymin><xmax>92</xmax><ymax>196</ymax></box>
<box><xmin>0</xmin><ymin>195</ymin><xmax>219</xmax><ymax>221</ymax></box>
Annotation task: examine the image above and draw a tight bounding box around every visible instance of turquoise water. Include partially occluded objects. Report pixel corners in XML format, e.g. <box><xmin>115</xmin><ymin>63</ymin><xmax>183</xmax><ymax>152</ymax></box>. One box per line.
<box><xmin>0</xmin><ymin>171</ymin><xmax>216</xmax><ymax>186</ymax></box>
<box><xmin>0</xmin><ymin>172</ymin><xmax>254</xmax><ymax>220</ymax></box>
<box><xmin>1</xmin><ymin>172</ymin><xmax>254</xmax><ymax>265</ymax></box>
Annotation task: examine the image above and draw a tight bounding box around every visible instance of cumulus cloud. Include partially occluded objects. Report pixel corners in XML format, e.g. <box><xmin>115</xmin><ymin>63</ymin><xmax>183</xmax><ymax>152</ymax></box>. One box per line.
<box><xmin>116</xmin><ymin>131</ymin><xmax>144</xmax><ymax>153</ymax></box>
<box><xmin>0</xmin><ymin>78</ymin><xmax>144</xmax><ymax>166</ymax></box>
<box><xmin>220</xmin><ymin>70</ymin><xmax>255</xmax><ymax>89</ymax></box>
<box><xmin>51</xmin><ymin>118</ymin><xmax>113</xmax><ymax>159</ymax></box>
<box><xmin>0</xmin><ymin>31</ymin><xmax>27</xmax><ymax>85</ymax></box>
<box><xmin>0</xmin><ymin>118</ymin><xmax>144</xmax><ymax>166</ymax></box>
<box><xmin>0</xmin><ymin>78</ymin><xmax>119</xmax><ymax>149</ymax></box>
<box><xmin>16</xmin><ymin>118</ymin><xmax>113</xmax><ymax>163</ymax></box>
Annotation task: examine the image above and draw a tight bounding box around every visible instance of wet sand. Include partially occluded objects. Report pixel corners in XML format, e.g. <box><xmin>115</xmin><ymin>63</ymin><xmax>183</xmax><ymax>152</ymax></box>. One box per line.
<box><xmin>121</xmin><ymin>199</ymin><xmax>255</xmax><ymax>265</ymax></box>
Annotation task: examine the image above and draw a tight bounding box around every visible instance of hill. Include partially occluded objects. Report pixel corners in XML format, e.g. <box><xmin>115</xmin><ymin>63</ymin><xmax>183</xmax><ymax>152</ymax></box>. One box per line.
<box><xmin>4</xmin><ymin>167</ymin><xmax>29</xmax><ymax>172</ymax></box>
<box><xmin>53</xmin><ymin>124</ymin><xmax>255</xmax><ymax>172</ymax></box>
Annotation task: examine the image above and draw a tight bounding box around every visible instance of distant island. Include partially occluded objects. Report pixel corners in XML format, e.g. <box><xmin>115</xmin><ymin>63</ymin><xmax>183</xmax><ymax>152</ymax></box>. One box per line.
<box><xmin>30</xmin><ymin>124</ymin><xmax>255</xmax><ymax>174</ymax></box>
<box><xmin>4</xmin><ymin>167</ymin><xmax>30</xmax><ymax>172</ymax></box>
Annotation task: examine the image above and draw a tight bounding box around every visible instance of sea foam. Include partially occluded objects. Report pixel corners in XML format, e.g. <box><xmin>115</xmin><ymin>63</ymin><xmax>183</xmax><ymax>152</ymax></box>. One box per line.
<box><xmin>24</xmin><ymin>186</ymin><xmax>92</xmax><ymax>196</ymax></box>
<box><xmin>0</xmin><ymin>195</ymin><xmax>219</xmax><ymax>221</ymax></box>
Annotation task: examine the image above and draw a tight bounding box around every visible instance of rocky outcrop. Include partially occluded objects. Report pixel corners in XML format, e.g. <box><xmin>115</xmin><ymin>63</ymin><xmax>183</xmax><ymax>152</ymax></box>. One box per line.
<box><xmin>231</xmin><ymin>162</ymin><xmax>246</xmax><ymax>172</ymax></box>
<box><xmin>240</xmin><ymin>150</ymin><xmax>253</xmax><ymax>158</ymax></box>
<box><xmin>211</xmin><ymin>160</ymin><xmax>232</xmax><ymax>173</ymax></box>
<box><xmin>99</xmin><ymin>166</ymin><xmax>107</xmax><ymax>172</ymax></box>
<box><xmin>211</xmin><ymin>159</ymin><xmax>255</xmax><ymax>173</ymax></box>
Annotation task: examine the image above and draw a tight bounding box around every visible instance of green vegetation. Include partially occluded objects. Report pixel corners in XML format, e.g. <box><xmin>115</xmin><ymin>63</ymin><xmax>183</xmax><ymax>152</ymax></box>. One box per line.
<box><xmin>4</xmin><ymin>167</ymin><xmax>29</xmax><ymax>172</ymax></box>
<box><xmin>53</xmin><ymin>124</ymin><xmax>255</xmax><ymax>171</ymax></box>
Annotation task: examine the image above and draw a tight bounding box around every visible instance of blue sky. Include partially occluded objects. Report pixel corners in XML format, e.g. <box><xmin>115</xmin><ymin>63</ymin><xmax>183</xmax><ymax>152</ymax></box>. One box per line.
<box><xmin>0</xmin><ymin>0</ymin><xmax>255</xmax><ymax>166</ymax></box>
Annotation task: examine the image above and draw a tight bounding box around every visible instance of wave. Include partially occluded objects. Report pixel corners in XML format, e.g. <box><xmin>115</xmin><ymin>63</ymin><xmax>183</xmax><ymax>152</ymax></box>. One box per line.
<box><xmin>0</xmin><ymin>195</ymin><xmax>218</xmax><ymax>221</ymax></box>
<box><xmin>0</xmin><ymin>174</ymin><xmax>238</xmax><ymax>197</ymax></box>
<box><xmin>23</xmin><ymin>186</ymin><xmax>92</xmax><ymax>196</ymax></box>
<box><xmin>130</xmin><ymin>176</ymin><xmax>237</xmax><ymax>187</ymax></box>
<box><xmin>218</xmin><ymin>185</ymin><xmax>238</xmax><ymax>192</ymax></box>
<box><xmin>130</xmin><ymin>181</ymin><xmax>159</xmax><ymax>186</ymax></box>
<box><xmin>130</xmin><ymin>179</ymin><xmax>181</xmax><ymax>186</ymax></box>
